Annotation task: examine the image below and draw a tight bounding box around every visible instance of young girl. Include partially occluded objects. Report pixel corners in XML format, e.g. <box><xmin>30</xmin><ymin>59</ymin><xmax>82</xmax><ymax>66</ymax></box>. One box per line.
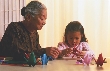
<box><xmin>58</xmin><ymin>21</ymin><xmax>94</xmax><ymax>59</ymax></box>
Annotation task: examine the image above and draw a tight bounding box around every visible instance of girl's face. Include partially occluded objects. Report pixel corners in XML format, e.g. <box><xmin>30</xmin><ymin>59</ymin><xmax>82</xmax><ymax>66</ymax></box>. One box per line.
<box><xmin>66</xmin><ymin>31</ymin><xmax>82</xmax><ymax>47</ymax></box>
<box><xmin>31</xmin><ymin>9</ymin><xmax>47</xmax><ymax>30</ymax></box>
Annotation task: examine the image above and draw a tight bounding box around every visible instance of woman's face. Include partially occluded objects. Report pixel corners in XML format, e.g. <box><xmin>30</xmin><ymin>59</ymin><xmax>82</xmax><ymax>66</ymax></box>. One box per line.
<box><xmin>31</xmin><ymin>9</ymin><xmax>47</xmax><ymax>30</ymax></box>
<box><xmin>66</xmin><ymin>31</ymin><xmax>82</xmax><ymax>47</ymax></box>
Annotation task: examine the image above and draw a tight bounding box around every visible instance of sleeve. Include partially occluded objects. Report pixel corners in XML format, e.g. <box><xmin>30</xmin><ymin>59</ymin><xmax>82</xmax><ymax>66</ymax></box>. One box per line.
<box><xmin>84</xmin><ymin>50</ymin><xmax>95</xmax><ymax>60</ymax></box>
<box><xmin>33</xmin><ymin>32</ymin><xmax>46</xmax><ymax>58</ymax></box>
<box><xmin>57</xmin><ymin>42</ymin><xmax>69</xmax><ymax>58</ymax></box>
<box><xmin>82</xmin><ymin>42</ymin><xmax>95</xmax><ymax>58</ymax></box>
<box><xmin>0</xmin><ymin>23</ymin><xmax>26</xmax><ymax>61</ymax></box>
<box><xmin>81</xmin><ymin>42</ymin><xmax>90</xmax><ymax>51</ymax></box>
<box><xmin>0</xmin><ymin>23</ymin><xmax>21</xmax><ymax>57</ymax></box>
<box><xmin>57</xmin><ymin>42</ymin><xmax>66</xmax><ymax>50</ymax></box>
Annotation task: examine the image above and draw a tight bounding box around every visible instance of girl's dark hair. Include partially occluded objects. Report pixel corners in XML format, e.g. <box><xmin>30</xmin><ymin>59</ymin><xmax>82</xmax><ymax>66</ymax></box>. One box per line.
<box><xmin>64</xmin><ymin>21</ymin><xmax>88</xmax><ymax>43</ymax></box>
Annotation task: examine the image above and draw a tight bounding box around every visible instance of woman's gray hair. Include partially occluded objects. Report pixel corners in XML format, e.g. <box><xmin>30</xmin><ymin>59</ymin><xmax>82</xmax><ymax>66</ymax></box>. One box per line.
<box><xmin>21</xmin><ymin>1</ymin><xmax>47</xmax><ymax>18</ymax></box>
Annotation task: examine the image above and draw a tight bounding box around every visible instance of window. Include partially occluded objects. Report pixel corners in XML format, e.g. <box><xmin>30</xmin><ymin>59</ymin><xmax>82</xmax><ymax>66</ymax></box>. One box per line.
<box><xmin>0</xmin><ymin>0</ymin><xmax>26</xmax><ymax>40</ymax></box>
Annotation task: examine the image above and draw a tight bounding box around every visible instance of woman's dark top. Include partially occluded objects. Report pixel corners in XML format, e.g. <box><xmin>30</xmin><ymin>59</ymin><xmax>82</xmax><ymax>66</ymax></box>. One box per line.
<box><xmin>0</xmin><ymin>22</ymin><xmax>46</xmax><ymax>61</ymax></box>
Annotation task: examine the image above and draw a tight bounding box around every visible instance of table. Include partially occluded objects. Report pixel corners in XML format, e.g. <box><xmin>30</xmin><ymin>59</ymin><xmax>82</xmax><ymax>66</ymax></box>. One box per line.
<box><xmin>0</xmin><ymin>57</ymin><xmax>109</xmax><ymax>71</ymax></box>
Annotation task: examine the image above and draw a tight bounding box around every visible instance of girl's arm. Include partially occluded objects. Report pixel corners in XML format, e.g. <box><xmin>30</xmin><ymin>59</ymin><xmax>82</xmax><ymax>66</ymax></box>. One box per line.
<box><xmin>57</xmin><ymin>42</ymin><xmax>64</xmax><ymax>58</ymax></box>
<box><xmin>79</xmin><ymin>42</ymin><xmax>95</xmax><ymax>58</ymax></box>
<box><xmin>57</xmin><ymin>42</ymin><xmax>73</xmax><ymax>58</ymax></box>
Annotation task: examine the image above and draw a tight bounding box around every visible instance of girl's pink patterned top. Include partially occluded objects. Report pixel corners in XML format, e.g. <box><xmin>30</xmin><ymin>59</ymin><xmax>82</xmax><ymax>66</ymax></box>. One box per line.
<box><xmin>57</xmin><ymin>42</ymin><xmax>95</xmax><ymax>57</ymax></box>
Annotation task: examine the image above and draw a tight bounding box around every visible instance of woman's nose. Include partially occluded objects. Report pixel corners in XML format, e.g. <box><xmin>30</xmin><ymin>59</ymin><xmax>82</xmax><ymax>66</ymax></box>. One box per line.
<box><xmin>43</xmin><ymin>20</ymin><xmax>46</xmax><ymax>25</ymax></box>
<box><xmin>43</xmin><ymin>23</ymin><xmax>46</xmax><ymax>25</ymax></box>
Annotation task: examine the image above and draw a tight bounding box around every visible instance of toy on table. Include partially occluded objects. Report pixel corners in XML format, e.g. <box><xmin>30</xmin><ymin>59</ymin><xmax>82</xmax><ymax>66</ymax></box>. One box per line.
<box><xmin>24</xmin><ymin>52</ymin><xmax>36</xmax><ymax>67</ymax></box>
<box><xmin>36</xmin><ymin>58</ymin><xmax>42</xmax><ymax>65</ymax></box>
<box><xmin>25</xmin><ymin>53</ymin><xmax>29</xmax><ymax>59</ymax></box>
<box><xmin>0</xmin><ymin>52</ymin><xmax>37</xmax><ymax>66</ymax></box>
<box><xmin>82</xmin><ymin>51</ymin><xmax>94</xmax><ymax>66</ymax></box>
<box><xmin>94</xmin><ymin>53</ymin><xmax>106</xmax><ymax>67</ymax></box>
<box><xmin>72</xmin><ymin>47</ymin><xmax>83</xmax><ymax>64</ymax></box>
<box><xmin>0</xmin><ymin>57</ymin><xmax>6</xmax><ymax>64</ymax></box>
<box><xmin>76</xmin><ymin>51</ymin><xmax>94</xmax><ymax>65</ymax></box>
<box><xmin>0</xmin><ymin>57</ymin><xmax>14</xmax><ymax>64</ymax></box>
<box><xmin>41</xmin><ymin>54</ymin><xmax>49</xmax><ymax>65</ymax></box>
<box><xmin>48</xmin><ymin>56</ymin><xmax>54</xmax><ymax>61</ymax></box>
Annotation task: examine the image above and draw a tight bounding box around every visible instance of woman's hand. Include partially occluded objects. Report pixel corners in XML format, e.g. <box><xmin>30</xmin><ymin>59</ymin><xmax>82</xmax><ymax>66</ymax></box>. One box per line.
<box><xmin>46</xmin><ymin>47</ymin><xmax>60</xmax><ymax>59</ymax></box>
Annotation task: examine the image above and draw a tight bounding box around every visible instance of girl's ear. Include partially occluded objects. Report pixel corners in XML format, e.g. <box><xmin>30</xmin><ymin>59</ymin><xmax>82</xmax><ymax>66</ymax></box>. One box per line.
<box><xmin>81</xmin><ymin>35</ymin><xmax>83</xmax><ymax>38</ymax></box>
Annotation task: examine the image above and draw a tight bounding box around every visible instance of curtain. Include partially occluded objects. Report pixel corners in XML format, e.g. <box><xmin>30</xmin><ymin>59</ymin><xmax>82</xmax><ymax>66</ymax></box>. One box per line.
<box><xmin>0</xmin><ymin>0</ymin><xmax>26</xmax><ymax>40</ymax></box>
<box><xmin>26</xmin><ymin>0</ymin><xmax>110</xmax><ymax>57</ymax></box>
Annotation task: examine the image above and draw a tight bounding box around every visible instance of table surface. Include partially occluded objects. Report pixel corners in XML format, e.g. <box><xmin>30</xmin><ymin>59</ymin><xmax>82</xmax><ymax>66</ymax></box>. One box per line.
<box><xmin>0</xmin><ymin>57</ymin><xmax>109</xmax><ymax>71</ymax></box>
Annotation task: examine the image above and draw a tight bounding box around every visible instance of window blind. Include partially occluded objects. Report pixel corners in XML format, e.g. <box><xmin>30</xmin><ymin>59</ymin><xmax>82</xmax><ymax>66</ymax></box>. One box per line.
<box><xmin>0</xmin><ymin>0</ymin><xmax>26</xmax><ymax>40</ymax></box>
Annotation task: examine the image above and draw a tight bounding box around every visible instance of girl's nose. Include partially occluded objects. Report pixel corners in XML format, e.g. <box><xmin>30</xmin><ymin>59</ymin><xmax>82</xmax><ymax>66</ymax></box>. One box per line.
<box><xmin>73</xmin><ymin>39</ymin><xmax>76</xmax><ymax>43</ymax></box>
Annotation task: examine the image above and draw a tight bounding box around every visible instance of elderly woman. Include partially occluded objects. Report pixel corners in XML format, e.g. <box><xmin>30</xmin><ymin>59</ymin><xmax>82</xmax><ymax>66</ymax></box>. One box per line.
<box><xmin>0</xmin><ymin>1</ymin><xmax>59</xmax><ymax>61</ymax></box>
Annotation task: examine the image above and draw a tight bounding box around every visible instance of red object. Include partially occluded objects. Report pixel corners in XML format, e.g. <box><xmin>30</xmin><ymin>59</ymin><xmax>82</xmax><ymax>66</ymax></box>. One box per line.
<box><xmin>25</xmin><ymin>53</ymin><xmax>29</xmax><ymax>59</ymax></box>
<box><xmin>95</xmin><ymin>53</ymin><xmax>106</xmax><ymax>67</ymax></box>
<box><xmin>73</xmin><ymin>47</ymin><xmax>81</xmax><ymax>56</ymax></box>
<box><xmin>37</xmin><ymin>61</ymin><xmax>42</xmax><ymax>65</ymax></box>
<box><xmin>72</xmin><ymin>47</ymin><xmax>81</xmax><ymax>58</ymax></box>
<box><xmin>73</xmin><ymin>48</ymin><xmax>78</xmax><ymax>55</ymax></box>
<box><xmin>0</xmin><ymin>57</ymin><xmax>5</xmax><ymax>60</ymax></box>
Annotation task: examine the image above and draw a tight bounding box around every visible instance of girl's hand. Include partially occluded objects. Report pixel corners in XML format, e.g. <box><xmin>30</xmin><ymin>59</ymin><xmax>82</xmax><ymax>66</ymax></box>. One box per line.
<box><xmin>80</xmin><ymin>51</ymin><xmax>87</xmax><ymax>55</ymax></box>
<box><xmin>77</xmin><ymin>51</ymin><xmax>87</xmax><ymax>58</ymax></box>
<box><xmin>62</xmin><ymin>48</ymin><xmax>73</xmax><ymax>56</ymax></box>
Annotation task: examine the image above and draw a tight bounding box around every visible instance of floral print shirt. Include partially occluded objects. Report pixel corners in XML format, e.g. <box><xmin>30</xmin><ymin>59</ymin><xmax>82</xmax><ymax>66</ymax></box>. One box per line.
<box><xmin>57</xmin><ymin>42</ymin><xmax>94</xmax><ymax>57</ymax></box>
